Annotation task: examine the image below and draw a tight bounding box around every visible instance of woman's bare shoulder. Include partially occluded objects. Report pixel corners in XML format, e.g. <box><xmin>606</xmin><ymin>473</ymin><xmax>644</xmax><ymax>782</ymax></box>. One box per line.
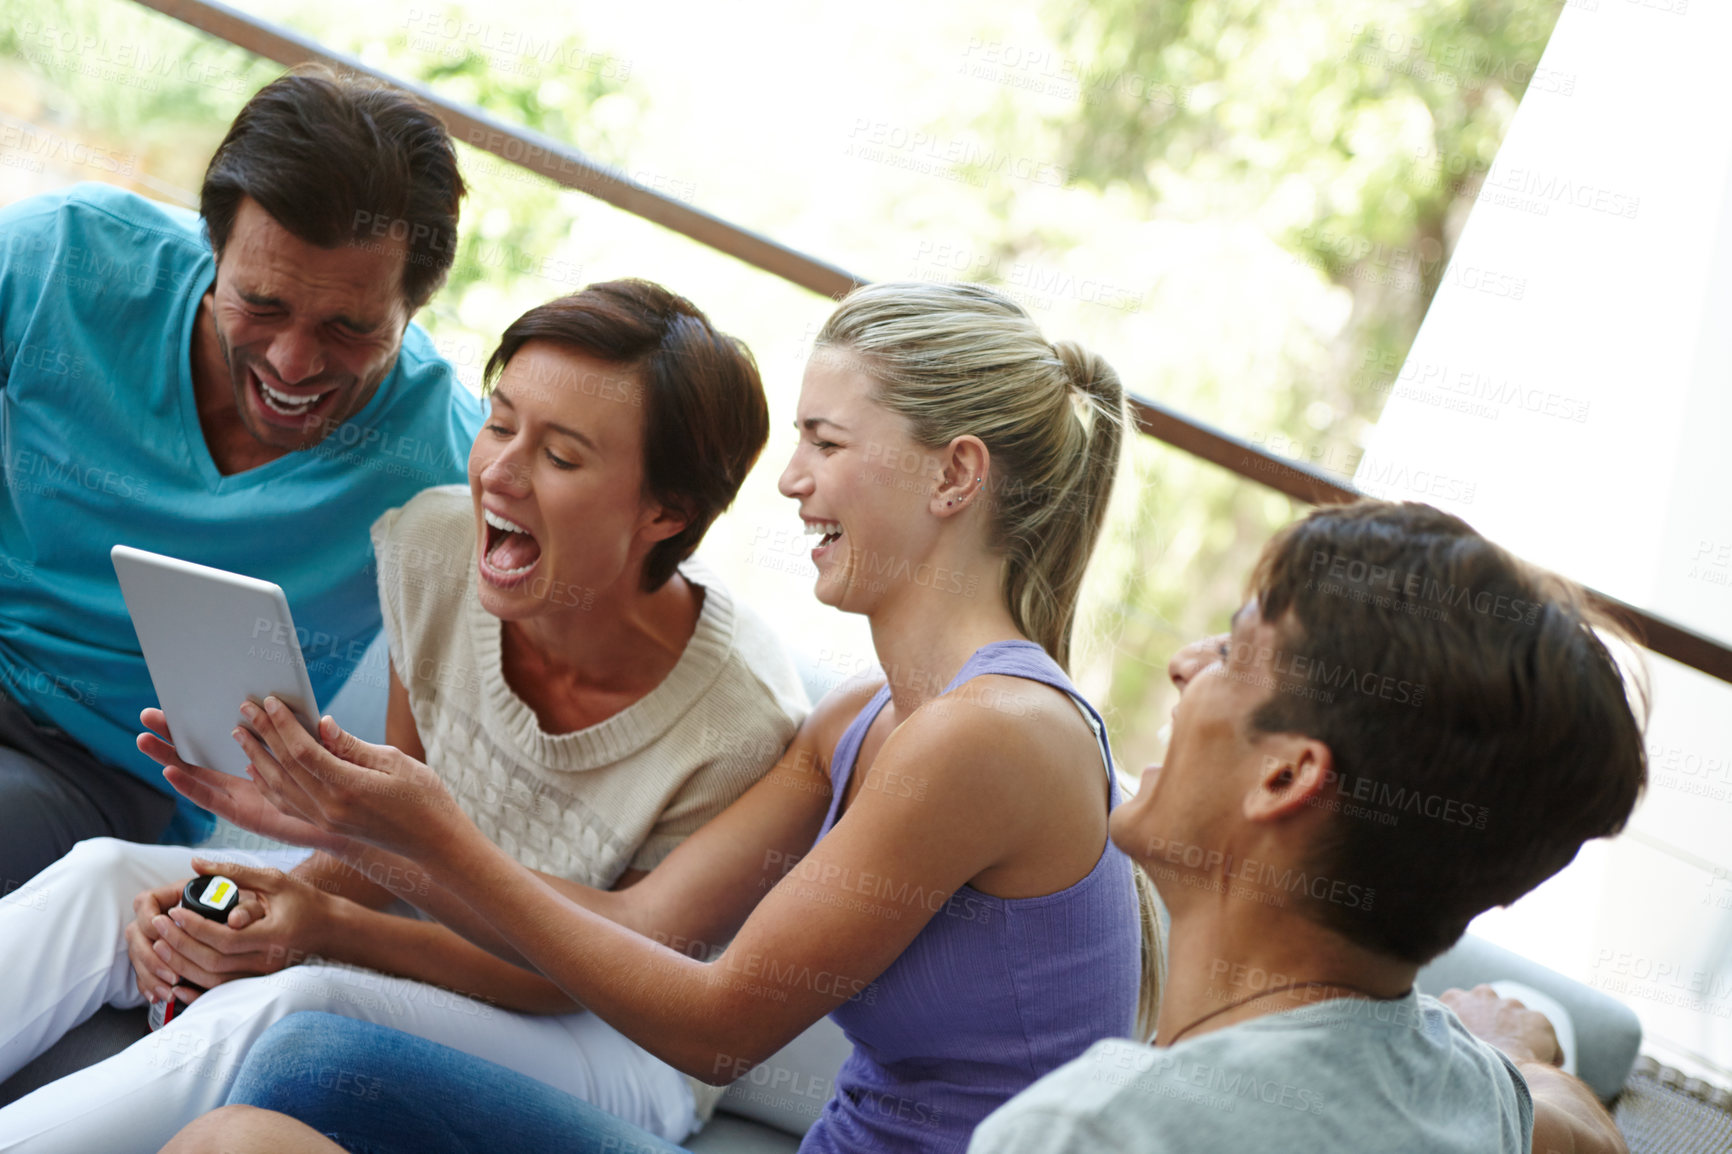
<box><xmin>801</xmin><ymin>675</ymin><xmax>887</xmax><ymax>750</ymax></box>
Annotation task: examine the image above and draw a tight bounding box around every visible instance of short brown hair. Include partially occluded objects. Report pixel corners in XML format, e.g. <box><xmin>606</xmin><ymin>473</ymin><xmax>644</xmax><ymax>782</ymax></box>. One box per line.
<box><xmin>485</xmin><ymin>280</ymin><xmax>769</xmax><ymax>591</ymax></box>
<box><xmin>1247</xmin><ymin>500</ymin><xmax>1647</xmax><ymax>963</ymax></box>
<box><xmin>201</xmin><ymin>67</ymin><xmax>464</xmax><ymax>309</ymax></box>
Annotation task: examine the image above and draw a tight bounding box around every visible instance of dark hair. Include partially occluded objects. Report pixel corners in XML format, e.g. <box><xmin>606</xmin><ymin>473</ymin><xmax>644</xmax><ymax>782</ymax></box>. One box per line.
<box><xmin>484</xmin><ymin>280</ymin><xmax>769</xmax><ymax>592</ymax></box>
<box><xmin>201</xmin><ymin>67</ymin><xmax>464</xmax><ymax>310</ymax></box>
<box><xmin>1247</xmin><ymin>500</ymin><xmax>1647</xmax><ymax>964</ymax></box>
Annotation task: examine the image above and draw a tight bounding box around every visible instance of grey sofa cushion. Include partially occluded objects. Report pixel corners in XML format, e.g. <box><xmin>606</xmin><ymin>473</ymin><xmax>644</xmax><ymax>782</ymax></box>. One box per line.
<box><xmin>686</xmin><ymin>1112</ymin><xmax>804</xmax><ymax>1153</ymax></box>
<box><xmin>713</xmin><ymin>1016</ymin><xmax>850</xmax><ymax>1136</ymax></box>
<box><xmin>1418</xmin><ymin>932</ymin><xmax>1642</xmax><ymax>1102</ymax></box>
<box><xmin>0</xmin><ymin>1005</ymin><xmax>149</xmax><ymax>1108</ymax></box>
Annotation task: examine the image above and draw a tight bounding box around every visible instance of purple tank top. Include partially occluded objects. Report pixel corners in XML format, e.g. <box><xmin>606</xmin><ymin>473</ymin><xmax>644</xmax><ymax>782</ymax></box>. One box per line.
<box><xmin>798</xmin><ymin>640</ymin><xmax>1141</xmax><ymax>1154</ymax></box>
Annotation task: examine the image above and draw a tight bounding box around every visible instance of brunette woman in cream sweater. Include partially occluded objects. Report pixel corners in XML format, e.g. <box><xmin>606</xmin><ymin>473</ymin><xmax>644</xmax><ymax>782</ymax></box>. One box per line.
<box><xmin>0</xmin><ymin>281</ymin><xmax>802</xmax><ymax>1154</ymax></box>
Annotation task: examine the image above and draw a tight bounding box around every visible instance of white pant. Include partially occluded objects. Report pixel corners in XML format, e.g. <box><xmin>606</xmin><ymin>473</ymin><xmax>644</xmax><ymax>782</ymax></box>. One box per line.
<box><xmin>0</xmin><ymin>838</ymin><xmax>696</xmax><ymax>1152</ymax></box>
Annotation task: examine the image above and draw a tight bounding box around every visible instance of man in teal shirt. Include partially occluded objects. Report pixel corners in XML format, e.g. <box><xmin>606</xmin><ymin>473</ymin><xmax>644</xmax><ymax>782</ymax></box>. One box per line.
<box><xmin>0</xmin><ymin>69</ymin><xmax>481</xmax><ymax>878</ymax></box>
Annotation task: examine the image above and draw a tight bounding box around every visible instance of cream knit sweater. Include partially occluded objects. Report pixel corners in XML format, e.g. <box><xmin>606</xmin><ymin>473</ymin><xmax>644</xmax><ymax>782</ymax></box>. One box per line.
<box><xmin>372</xmin><ymin>486</ymin><xmax>807</xmax><ymax>888</ymax></box>
<box><xmin>371</xmin><ymin>486</ymin><xmax>808</xmax><ymax>1123</ymax></box>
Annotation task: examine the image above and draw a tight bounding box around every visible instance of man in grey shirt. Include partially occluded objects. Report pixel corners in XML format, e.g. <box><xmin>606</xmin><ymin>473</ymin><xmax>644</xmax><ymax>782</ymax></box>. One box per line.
<box><xmin>973</xmin><ymin>500</ymin><xmax>1635</xmax><ymax>1153</ymax></box>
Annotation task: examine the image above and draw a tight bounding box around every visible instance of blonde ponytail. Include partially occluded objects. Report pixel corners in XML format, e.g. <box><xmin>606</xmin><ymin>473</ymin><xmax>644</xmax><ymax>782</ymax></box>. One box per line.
<box><xmin>1132</xmin><ymin>864</ymin><xmax>1167</xmax><ymax>1041</ymax></box>
<box><xmin>814</xmin><ymin>283</ymin><xmax>1126</xmax><ymax>671</ymax></box>
<box><xmin>1031</xmin><ymin>341</ymin><xmax>1125</xmax><ymax>669</ymax></box>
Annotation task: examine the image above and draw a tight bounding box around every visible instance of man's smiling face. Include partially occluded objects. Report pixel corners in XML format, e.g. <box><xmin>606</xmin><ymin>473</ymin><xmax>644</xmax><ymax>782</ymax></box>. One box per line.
<box><xmin>1109</xmin><ymin>603</ymin><xmax>1297</xmax><ymax>882</ymax></box>
<box><xmin>208</xmin><ymin>196</ymin><xmax>409</xmax><ymax>452</ymax></box>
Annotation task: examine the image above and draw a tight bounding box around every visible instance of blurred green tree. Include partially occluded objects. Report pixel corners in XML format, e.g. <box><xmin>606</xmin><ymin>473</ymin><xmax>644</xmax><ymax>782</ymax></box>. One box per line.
<box><xmin>1020</xmin><ymin>0</ymin><xmax>1565</xmax><ymax>768</ymax></box>
<box><xmin>1061</xmin><ymin>0</ymin><xmax>1561</xmax><ymax>385</ymax></box>
<box><xmin>0</xmin><ymin>0</ymin><xmax>641</xmax><ymax>371</ymax></box>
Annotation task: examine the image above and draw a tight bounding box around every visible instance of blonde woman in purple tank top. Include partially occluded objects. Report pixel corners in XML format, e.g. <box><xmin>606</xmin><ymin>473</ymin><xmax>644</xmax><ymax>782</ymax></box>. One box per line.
<box><xmin>158</xmin><ymin>282</ymin><xmax>1162</xmax><ymax>1154</ymax></box>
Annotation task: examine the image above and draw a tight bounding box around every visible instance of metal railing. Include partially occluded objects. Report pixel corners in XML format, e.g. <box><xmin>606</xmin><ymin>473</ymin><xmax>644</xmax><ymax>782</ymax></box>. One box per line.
<box><xmin>132</xmin><ymin>0</ymin><xmax>1732</xmax><ymax>686</ymax></box>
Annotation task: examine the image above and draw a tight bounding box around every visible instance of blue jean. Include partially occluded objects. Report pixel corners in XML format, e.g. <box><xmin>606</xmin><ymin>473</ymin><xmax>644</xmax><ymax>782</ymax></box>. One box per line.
<box><xmin>227</xmin><ymin>1012</ymin><xmax>688</xmax><ymax>1154</ymax></box>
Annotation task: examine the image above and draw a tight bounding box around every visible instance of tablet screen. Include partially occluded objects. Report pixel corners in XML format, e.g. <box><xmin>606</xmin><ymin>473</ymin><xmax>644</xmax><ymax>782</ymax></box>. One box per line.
<box><xmin>112</xmin><ymin>544</ymin><xmax>320</xmax><ymax>777</ymax></box>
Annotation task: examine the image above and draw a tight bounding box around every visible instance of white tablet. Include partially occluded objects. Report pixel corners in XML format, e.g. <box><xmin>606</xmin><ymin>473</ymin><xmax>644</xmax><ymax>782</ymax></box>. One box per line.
<box><xmin>112</xmin><ymin>544</ymin><xmax>320</xmax><ymax>778</ymax></box>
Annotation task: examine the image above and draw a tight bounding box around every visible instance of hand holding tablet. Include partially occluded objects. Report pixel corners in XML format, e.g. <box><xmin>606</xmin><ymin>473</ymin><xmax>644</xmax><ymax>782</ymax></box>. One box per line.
<box><xmin>113</xmin><ymin>544</ymin><xmax>321</xmax><ymax>779</ymax></box>
<box><xmin>115</xmin><ymin>545</ymin><xmax>465</xmax><ymax>862</ymax></box>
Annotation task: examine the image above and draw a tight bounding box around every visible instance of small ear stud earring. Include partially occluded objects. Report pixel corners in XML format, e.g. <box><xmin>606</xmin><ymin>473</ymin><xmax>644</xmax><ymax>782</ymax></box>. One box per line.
<box><xmin>947</xmin><ymin>500</ymin><xmax>954</xmax><ymax>506</ymax></box>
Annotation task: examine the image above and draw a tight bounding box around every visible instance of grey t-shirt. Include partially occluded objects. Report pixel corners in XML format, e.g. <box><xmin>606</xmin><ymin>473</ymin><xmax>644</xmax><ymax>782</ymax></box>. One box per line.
<box><xmin>968</xmin><ymin>991</ymin><xmax>1533</xmax><ymax>1153</ymax></box>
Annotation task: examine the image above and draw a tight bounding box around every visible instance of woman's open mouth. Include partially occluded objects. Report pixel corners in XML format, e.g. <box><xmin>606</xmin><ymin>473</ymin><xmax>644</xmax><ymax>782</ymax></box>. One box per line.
<box><xmin>248</xmin><ymin>365</ymin><xmax>340</xmax><ymax>428</ymax></box>
<box><xmin>480</xmin><ymin>508</ymin><xmax>543</xmax><ymax>588</ymax></box>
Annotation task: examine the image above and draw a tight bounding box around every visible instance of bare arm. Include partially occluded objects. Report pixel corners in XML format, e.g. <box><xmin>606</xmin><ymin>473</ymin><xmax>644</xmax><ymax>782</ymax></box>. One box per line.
<box><xmin>148</xmin><ymin>680</ymin><xmax>599</xmax><ymax>987</ymax></box>
<box><xmin>384</xmin><ymin>662</ymin><xmax>427</xmax><ymax>762</ymax></box>
<box><xmin>155</xmin><ymin>847</ymin><xmax>662</xmax><ymax>1015</ymax></box>
<box><xmin>342</xmin><ymin>668</ymin><xmax>533</xmax><ymax>959</ymax></box>
<box><xmin>150</xmin><ymin>675</ymin><xmax>665</xmax><ymax>984</ymax></box>
<box><xmin>135</xmin><ymin>852</ymin><xmax>559</xmax><ymax>1013</ymax></box>
<box><xmin>1440</xmin><ymin>986</ymin><xmax>1627</xmax><ymax>1154</ymax></box>
<box><xmin>1520</xmin><ymin>1064</ymin><xmax>1627</xmax><ymax>1154</ymax></box>
<box><xmin>287</xmin><ymin>850</ymin><xmax>399</xmax><ymax>909</ymax></box>
<box><xmin>363</xmin><ymin>664</ymin><xmax>769</xmax><ymax>959</ymax></box>
<box><xmin>316</xmin><ymin>898</ymin><xmax>583</xmax><ymax>1014</ymax></box>
<box><xmin>153</xmin><ymin>679</ymin><xmax>562</xmax><ymax>967</ymax></box>
<box><xmin>235</xmin><ymin>680</ymin><xmax>1048</xmax><ymax>1082</ymax></box>
<box><xmin>157</xmin><ymin>666</ymin><xmax>859</xmax><ymax>1012</ymax></box>
<box><xmin>426</xmin><ymin>703</ymin><xmax>1008</xmax><ymax>1080</ymax></box>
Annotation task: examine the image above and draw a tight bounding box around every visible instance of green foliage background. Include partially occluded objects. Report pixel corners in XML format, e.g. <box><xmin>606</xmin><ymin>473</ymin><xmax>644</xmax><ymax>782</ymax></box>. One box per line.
<box><xmin>1023</xmin><ymin>0</ymin><xmax>1564</xmax><ymax>767</ymax></box>
<box><xmin>0</xmin><ymin>0</ymin><xmax>1564</xmax><ymax>774</ymax></box>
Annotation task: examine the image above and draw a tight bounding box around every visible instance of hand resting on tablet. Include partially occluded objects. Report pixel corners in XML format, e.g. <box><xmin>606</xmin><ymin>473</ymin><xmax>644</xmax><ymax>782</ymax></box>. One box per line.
<box><xmin>138</xmin><ymin>705</ymin><xmax>350</xmax><ymax>856</ymax></box>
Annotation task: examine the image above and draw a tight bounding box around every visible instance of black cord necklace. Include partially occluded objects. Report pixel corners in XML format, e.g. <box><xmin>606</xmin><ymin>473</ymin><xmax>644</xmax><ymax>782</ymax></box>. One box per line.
<box><xmin>1161</xmin><ymin>980</ymin><xmax>1412</xmax><ymax>1046</ymax></box>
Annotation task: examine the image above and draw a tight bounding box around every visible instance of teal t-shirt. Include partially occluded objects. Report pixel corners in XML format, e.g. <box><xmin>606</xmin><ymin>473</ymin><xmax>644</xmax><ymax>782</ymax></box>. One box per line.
<box><xmin>0</xmin><ymin>182</ymin><xmax>481</xmax><ymax>842</ymax></box>
<box><xmin>968</xmin><ymin>992</ymin><xmax>1534</xmax><ymax>1153</ymax></box>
